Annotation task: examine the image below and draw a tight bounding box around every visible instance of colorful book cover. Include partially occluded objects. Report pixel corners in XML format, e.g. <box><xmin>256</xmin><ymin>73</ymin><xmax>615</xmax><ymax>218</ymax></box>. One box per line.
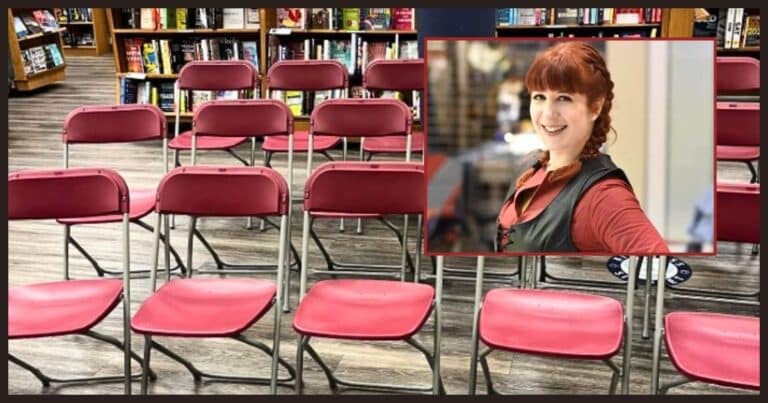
<box><xmin>21</xmin><ymin>13</ymin><xmax>43</xmax><ymax>34</ymax></box>
<box><xmin>391</xmin><ymin>8</ymin><xmax>413</xmax><ymax>30</ymax></box>
<box><xmin>142</xmin><ymin>41</ymin><xmax>160</xmax><ymax>74</ymax></box>
<box><xmin>361</xmin><ymin>8</ymin><xmax>391</xmax><ymax>30</ymax></box>
<box><xmin>242</xmin><ymin>41</ymin><xmax>259</xmax><ymax>67</ymax></box>
<box><xmin>310</xmin><ymin>8</ymin><xmax>330</xmax><ymax>29</ymax></box>
<box><xmin>44</xmin><ymin>44</ymin><xmax>64</xmax><ymax>66</ymax></box>
<box><xmin>742</xmin><ymin>15</ymin><xmax>760</xmax><ymax>47</ymax></box>
<box><xmin>14</xmin><ymin>16</ymin><xmax>29</xmax><ymax>38</ymax></box>
<box><xmin>124</xmin><ymin>38</ymin><xmax>144</xmax><ymax>73</ymax></box>
<box><xmin>342</xmin><ymin>8</ymin><xmax>360</xmax><ymax>30</ymax></box>
<box><xmin>278</xmin><ymin>8</ymin><xmax>304</xmax><ymax>29</ymax></box>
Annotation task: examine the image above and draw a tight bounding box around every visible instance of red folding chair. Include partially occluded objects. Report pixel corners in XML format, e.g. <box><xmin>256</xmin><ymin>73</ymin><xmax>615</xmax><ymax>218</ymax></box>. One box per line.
<box><xmin>361</xmin><ymin>58</ymin><xmax>425</xmax><ymax>160</ymax></box>
<box><xmin>263</xmin><ymin>60</ymin><xmax>348</xmax><ymax>167</ymax></box>
<box><xmin>59</xmin><ymin>104</ymin><xmax>185</xmax><ymax>278</ymax></box>
<box><xmin>132</xmin><ymin>165</ymin><xmax>294</xmax><ymax>394</ymax></box>
<box><xmin>294</xmin><ymin>157</ymin><xmax>443</xmax><ymax>394</ymax></box>
<box><xmin>186</xmin><ymin>99</ymin><xmax>298</xmax><ymax>311</ymax></box>
<box><xmin>716</xmin><ymin>102</ymin><xmax>760</xmax><ymax>183</ymax></box>
<box><xmin>169</xmin><ymin>60</ymin><xmax>259</xmax><ymax>168</ymax></box>
<box><xmin>263</xmin><ymin>60</ymin><xmax>349</xmax><ymax>234</ymax></box>
<box><xmin>716</xmin><ymin>56</ymin><xmax>759</xmax><ymax>96</ymax></box>
<box><xmin>297</xmin><ymin>98</ymin><xmax>419</xmax><ymax>280</ymax></box>
<box><xmin>468</xmin><ymin>256</ymin><xmax>626</xmax><ymax>394</ymax></box>
<box><xmin>9</xmin><ymin>167</ymin><xmax>152</xmax><ymax>395</ymax></box>
<box><xmin>650</xmin><ymin>257</ymin><xmax>759</xmax><ymax>394</ymax></box>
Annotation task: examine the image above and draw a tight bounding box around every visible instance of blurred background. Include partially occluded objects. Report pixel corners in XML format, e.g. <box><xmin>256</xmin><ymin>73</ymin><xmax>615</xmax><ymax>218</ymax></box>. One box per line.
<box><xmin>425</xmin><ymin>39</ymin><xmax>714</xmax><ymax>254</ymax></box>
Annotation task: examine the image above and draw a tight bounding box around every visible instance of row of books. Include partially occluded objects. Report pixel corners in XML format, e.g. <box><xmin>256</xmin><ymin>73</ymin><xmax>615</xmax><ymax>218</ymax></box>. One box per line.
<box><xmin>13</xmin><ymin>9</ymin><xmax>59</xmax><ymax>38</ymax></box>
<box><xmin>63</xmin><ymin>31</ymin><xmax>95</xmax><ymax>47</ymax></box>
<box><xmin>496</xmin><ymin>8</ymin><xmax>663</xmax><ymax>26</ymax></box>
<box><xmin>539</xmin><ymin>29</ymin><xmax>659</xmax><ymax>38</ymax></box>
<box><xmin>268</xmin><ymin>36</ymin><xmax>418</xmax><ymax>76</ymax></box>
<box><xmin>20</xmin><ymin>44</ymin><xmax>65</xmax><ymax>77</ymax></box>
<box><xmin>120</xmin><ymin>78</ymin><xmax>259</xmax><ymax>113</ymax></box>
<box><xmin>54</xmin><ymin>8</ymin><xmax>93</xmax><ymax>23</ymax></box>
<box><xmin>694</xmin><ymin>9</ymin><xmax>759</xmax><ymax>49</ymax></box>
<box><xmin>117</xmin><ymin>8</ymin><xmax>260</xmax><ymax>30</ymax></box>
<box><xmin>123</xmin><ymin>37</ymin><xmax>258</xmax><ymax>75</ymax></box>
<box><xmin>277</xmin><ymin>8</ymin><xmax>415</xmax><ymax>31</ymax></box>
<box><xmin>118</xmin><ymin>80</ymin><xmax>420</xmax><ymax>120</ymax></box>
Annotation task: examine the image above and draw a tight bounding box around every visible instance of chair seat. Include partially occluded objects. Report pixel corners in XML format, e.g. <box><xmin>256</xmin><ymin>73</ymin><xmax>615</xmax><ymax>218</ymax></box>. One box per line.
<box><xmin>9</xmin><ymin>279</ymin><xmax>123</xmax><ymax>339</ymax></box>
<box><xmin>293</xmin><ymin>279</ymin><xmax>434</xmax><ymax>340</ymax></box>
<box><xmin>168</xmin><ymin>131</ymin><xmax>249</xmax><ymax>150</ymax></box>
<box><xmin>131</xmin><ymin>278</ymin><xmax>276</xmax><ymax>337</ymax></box>
<box><xmin>262</xmin><ymin>131</ymin><xmax>341</xmax><ymax>152</ymax></box>
<box><xmin>664</xmin><ymin>312</ymin><xmax>759</xmax><ymax>390</ymax></box>
<box><xmin>716</xmin><ymin>145</ymin><xmax>760</xmax><ymax>161</ymax></box>
<box><xmin>58</xmin><ymin>188</ymin><xmax>156</xmax><ymax>225</ymax></box>
<box><xmin>362</xmin><ymin>131</ymin><xmax>425</xmax><ymax>154</ymax></box>
<box><xmin>479</xmin><ymin>289</ymin><xmax>624</xmax><ymax>359</ymax></box>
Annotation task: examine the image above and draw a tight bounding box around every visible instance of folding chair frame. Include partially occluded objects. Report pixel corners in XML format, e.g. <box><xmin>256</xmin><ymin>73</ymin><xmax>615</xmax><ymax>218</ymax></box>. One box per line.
<box><xmin>300</xmin><ymin>99</ymin><xmax>418</xmax><ymax>279</ymax></box>
<box><xmin>62</xmin><ymin>110</ymin><xmax>186</xmax><ymax>280</ymax></box>
<box><xmin>468</xmin><ymin>256</ymin><xmax>637</xmax><ymax>395</ymax></box>
<box><xmin>186</xmin><ymin>100</ymin><xmax>298</xmax><ymax>313</ymax></box>
<box><xmin>9</xmin><ymin>168</ymin><xmax>146</xmax><ymax>394</ymax></box>
<box><xmin>139</xmin><ymin>206</ymin><xmax>295</xmax><ymax>394</ymax></box>
<box><xmin>294</xmin><ymin>254</ymin><xmax>444</xmax><ymax>395</ymax></box>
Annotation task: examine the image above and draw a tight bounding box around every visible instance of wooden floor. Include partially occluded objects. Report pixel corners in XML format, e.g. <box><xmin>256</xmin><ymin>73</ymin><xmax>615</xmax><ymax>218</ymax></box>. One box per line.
<box><xmin>8</xmin><ymin>56</ymin><xmax>760</xmax><ymax>395</ymax></box>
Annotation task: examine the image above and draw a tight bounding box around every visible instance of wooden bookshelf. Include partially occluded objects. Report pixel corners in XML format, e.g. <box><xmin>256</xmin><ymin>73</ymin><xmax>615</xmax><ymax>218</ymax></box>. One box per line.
<box><xmin>107</xmin><ymin>8</ymin><xmax>268</xmax><ymax>119</ymax></box>
<box><xmin>264</xmin><ymin>9</ymin><xmax>419</xmax><ymax>131</ymax></box>
<box><xmin>107</xmin><ymin>8</ymin><xmax>421</xmax><ymax>132</ymax></box>
<box><xmin>56</xmin><ymin>8</ymin><xmax>111</xmax><ymax>56</ymax></box>
<box><xmin>8</xmin><ymin>8</ymin><xmax>67</xmax><ymax>91</ymax></box>
<box><xmin>495</xmin><ymin>8</ymin><xmax>694</xmax><ymax>38</ymax></box>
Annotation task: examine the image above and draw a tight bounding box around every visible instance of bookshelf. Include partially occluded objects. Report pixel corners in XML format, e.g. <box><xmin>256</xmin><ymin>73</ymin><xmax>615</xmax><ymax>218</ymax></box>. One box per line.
<box><xmin>8</xmin><ymin>8</ymin><xmax>67</xmax><ymax>91</ymax></box>
<box><xmin>495</xmin><ymin>8</ymin><xmax>695</xmax><ymax>38</ymax></box>
<box><xmin>107</xmin><ymin>8</ymin><xmax>267</xmax><ymax>119</ymax></box>
<box><xmin>108</xmin><ymin>7</ymin><xmax>420</xmax><ymax>132</ymax></box>
<box><xmin>55</xmin><ymin>8</ymin><xmax>111</xmax><ymax>56</ymax></box>
<box><xmin>265</xmin><ymin>8</ymin><xmax>419</xmax><ymax>131</ymax></box>
<box><xmin>692</xmin><ymin>8</ymin><xmax>760</xmax><ymax>59</ymax></box>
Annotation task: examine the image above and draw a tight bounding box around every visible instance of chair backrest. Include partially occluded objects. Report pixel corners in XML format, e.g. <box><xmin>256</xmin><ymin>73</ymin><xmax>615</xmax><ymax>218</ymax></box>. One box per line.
<box><xmin>716</xmin><ymin>182</ymin><xmax>759</xmax><ymax>243</ymax></box>
<box><xmin>310</xmin><ymin>98</ymin><xmax>412</xmax><ymax>138</ymax></box>
<box><xmin>716</xmin><ymin>57</ymin><xmax>759</xmax><ymax>93</ymax></box>
<box><xmin>364</xmin><ymin>59</ymin><xmax>425</xmax><ymax>91</ymax></box>
<box><xmin>9</xmin><ymin>167</ymin><xmax>129</xmax><ymax>220</ymax></box>
<box><xmin>156</xmin><ymin>166</ymin><xmax>289</xmax><ymax>217</ymax></box>
<box><xmin>193</xmin><ymin>99</ymin><xmax>293</xmax><ymax>138</ymax></box>
<box><xmin>177</xmin><ymin>60</ymin><xmax>258</xmax><ymax>91</ymax></box>
<box><xmin>716</xmin><ymin>102</ymin><xmax>760</xmax><ymax>147</ymax></box>
<box><xmin>266</xmin><ymin>60</ymin><xmax>348</xmax><ymax>91</ymax></box>
<box><xmin>63</xmin><ymin>104</ymin><xmax>167</xmax><ymax>144</ymax></box>
<box><xmin>304</xmin><ymin>161</ymin><xmax>424</xmax><ymax>215</ymax></box>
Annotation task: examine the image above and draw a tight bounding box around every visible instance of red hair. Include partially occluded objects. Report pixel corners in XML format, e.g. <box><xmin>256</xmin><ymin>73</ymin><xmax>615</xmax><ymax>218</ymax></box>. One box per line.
<box><xmin>524</xmin><ymin>41</ymin><xmax>615</xmax><ymax>158</ymax></box>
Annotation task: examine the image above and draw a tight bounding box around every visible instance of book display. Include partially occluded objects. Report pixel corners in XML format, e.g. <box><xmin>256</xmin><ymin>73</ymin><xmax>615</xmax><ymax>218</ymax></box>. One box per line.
<box><xmin>8</xmin><ymin>8</ymin><xmax>67</xmax><ymax>91</ymax></box>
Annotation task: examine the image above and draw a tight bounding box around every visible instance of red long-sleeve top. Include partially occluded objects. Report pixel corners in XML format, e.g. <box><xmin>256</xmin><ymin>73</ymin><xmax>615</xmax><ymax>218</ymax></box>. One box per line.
<box><xmin>498</xmin><ymin>161</ymin><xmax>669</xmax><ymax>254</ymax></box>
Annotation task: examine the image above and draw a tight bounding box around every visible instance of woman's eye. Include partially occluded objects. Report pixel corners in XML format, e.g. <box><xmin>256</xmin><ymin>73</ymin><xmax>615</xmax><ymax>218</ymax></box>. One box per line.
<box><xmin>532</xmin><ymin>94</ymin><xmax>545</xmax><ymax>101</ymax></box>
<box><xmin>557</xmin><ymin>95</ymin><xmax>572</xmax><ymax>102</ymax></box>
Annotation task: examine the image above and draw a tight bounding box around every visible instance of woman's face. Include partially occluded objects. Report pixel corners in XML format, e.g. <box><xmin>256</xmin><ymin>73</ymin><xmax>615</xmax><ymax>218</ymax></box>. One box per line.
<box><xmin>529</xmin><ymin>90</ymin><xmax>597</xmax><ymax>156</ymax></box>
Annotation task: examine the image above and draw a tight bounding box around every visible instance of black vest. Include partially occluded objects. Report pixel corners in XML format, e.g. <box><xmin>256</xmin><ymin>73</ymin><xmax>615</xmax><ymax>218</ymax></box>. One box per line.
<box><xmin>496</xmin><ymin>154</ymin><xmax>629</xmax><ymax>253</ymax></box>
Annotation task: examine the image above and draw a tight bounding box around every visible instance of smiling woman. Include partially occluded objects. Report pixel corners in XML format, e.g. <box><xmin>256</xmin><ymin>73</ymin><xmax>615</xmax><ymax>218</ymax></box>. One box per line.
<box><xmin>495</xmin><ymin>41</ymin><xmax>669</xmax><ymax>254</ymax></box>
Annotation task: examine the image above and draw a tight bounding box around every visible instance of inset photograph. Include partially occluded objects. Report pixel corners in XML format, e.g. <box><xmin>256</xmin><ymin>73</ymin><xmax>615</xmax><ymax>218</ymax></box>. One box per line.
<box><xmin>425</xmin><ymin>39</ymin><xmax>715</xmax><ymax>254</ymax></box>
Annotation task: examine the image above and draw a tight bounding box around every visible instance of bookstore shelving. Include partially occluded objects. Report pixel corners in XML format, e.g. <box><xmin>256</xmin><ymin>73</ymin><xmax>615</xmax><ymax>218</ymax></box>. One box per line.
<box><xmin>266</xmin><ymin>8</ymin><xmax>419</xmax><ymax>131</ymax></box>
<box><xmin>55</xmin><ymin>8</ymin><xmax>111</xmax><ymax>56</ymax></box>
<box><xmin>692</xmin><ymin>8</ymin><xmax>760</xmax><ymax>59</ymax></box>
<box><xmin>107</xmin><ymin>7</ymin><xmax>266</xmax><ymax>119</ymax></box>
<box><xmin>495</xmin><ymin>8</ymin><xmax>695</xmax><ymax>38</ymax></box>
<box><xmin>108</xmin><ymin>7</ymin><xmax>421</xmax><ymax>132</ymax></box>
<box><xmin>8</xmin><ymin>8</ymin><xmax>67</xmax><ymax>91</ymax></box>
